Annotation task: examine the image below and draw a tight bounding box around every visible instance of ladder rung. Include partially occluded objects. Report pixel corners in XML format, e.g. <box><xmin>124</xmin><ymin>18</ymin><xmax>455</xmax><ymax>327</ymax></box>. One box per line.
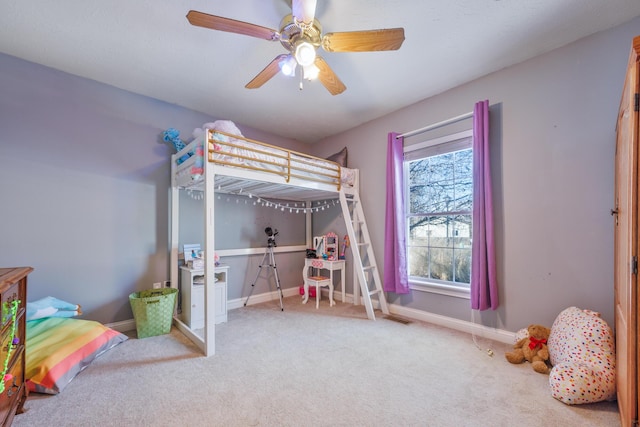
<box><xmin>342</xmin><ymin>191</ymin><xmax>388</xmax><ymax>318</ymax></box>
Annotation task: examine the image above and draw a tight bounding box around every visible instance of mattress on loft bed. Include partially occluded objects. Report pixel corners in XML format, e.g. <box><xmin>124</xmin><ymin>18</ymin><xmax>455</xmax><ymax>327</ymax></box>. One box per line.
<box><xmin>175</xmin><ymin>131</ymin><xmax>356</xmax><ymax>188</ymax></box>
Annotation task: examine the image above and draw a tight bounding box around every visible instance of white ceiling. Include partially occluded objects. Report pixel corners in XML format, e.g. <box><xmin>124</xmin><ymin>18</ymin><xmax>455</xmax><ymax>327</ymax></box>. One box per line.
<box><xmin>2</xmin><ymin>1</ymin><xmax>640</xmax><ymax>143</ymax></box>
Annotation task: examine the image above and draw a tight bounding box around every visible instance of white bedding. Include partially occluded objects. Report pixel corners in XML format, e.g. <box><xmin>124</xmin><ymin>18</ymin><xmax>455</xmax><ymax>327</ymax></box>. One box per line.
<box><xmin>180</xmin><ymin>128</ymin><xmax>356</xmax><ymax>187</ymax></box>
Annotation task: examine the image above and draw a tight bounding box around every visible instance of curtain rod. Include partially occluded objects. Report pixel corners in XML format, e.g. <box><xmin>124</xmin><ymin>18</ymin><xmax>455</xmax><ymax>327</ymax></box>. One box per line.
<box><xmin>397</xmin><ymin>111</ymin><xmax>473</xmax><ymax>139</ymax></box>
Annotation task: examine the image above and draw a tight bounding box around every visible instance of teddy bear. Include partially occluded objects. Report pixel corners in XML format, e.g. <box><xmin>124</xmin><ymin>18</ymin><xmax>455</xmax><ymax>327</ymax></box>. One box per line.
<box><xmin>505</xmin><ymin>324</ymin><xmax>551</xmax><ymax>374</ymax></box>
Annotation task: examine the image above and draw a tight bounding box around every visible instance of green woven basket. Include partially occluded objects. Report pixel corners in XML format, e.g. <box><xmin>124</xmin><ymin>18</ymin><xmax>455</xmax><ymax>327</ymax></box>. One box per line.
<box><xmin>129</xmin><ymin>288</ymin><xmax>177</xmax><ymax>338</ymax></box>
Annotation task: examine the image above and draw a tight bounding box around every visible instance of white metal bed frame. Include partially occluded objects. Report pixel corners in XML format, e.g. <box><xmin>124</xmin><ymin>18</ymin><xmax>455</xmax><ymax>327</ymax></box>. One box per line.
<box><xmin>169</xmin><ymin>129</ymin><xmax>365</xmax><ymax>356</ymax></box>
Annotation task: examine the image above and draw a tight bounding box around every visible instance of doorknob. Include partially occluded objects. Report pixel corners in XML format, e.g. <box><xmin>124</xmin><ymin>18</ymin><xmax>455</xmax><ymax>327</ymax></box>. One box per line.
<box><xmin>611</xmin><ymin>208</ymin><xmax>619</xmax><ymax>216</ymax></box>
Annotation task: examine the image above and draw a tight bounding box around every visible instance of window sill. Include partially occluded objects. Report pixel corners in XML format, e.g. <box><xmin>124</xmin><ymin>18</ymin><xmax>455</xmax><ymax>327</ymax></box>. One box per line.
<box><xmin>409</xmin><ymin>279</ymin><xmax>470</xmax><ymax>300</ymax></box>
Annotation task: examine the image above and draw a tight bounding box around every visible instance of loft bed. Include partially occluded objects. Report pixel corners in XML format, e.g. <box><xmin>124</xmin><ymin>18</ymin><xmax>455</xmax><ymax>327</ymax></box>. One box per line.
<box><xmin>169</xmin><ymin>121</ymin><xmax>375</xmax><ymax>357</ymax></box>
<box><xmin>171</xmin><ymin>124</ymin><xmax>358</xmax><ymax>199</ymax></box>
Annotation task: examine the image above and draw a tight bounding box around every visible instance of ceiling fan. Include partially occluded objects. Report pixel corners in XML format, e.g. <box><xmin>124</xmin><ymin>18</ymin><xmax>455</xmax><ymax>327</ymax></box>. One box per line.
<box><xmin>186</xmin><ymin>0</ymin><xmax>405</xmax><ymax>95</ymax></box>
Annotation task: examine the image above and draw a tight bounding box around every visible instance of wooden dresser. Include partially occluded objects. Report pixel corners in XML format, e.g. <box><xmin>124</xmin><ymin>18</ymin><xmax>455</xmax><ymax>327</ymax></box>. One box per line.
<box><xmin>0</xmin><ymin>267</ymin><xmax>31</xmax><ymax>426</ymax></box>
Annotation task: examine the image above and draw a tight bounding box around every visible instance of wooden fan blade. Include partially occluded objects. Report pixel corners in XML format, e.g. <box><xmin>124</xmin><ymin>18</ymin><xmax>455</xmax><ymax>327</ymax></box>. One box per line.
<box><xmin>246</xmin><ymin>54</ymin><xmax>289</xmax><ymax>89</ymax></box>
<box><xmin>292</xmin><ymin>0</ymin><xmax>317</xmax><ymax>24</ymax></box>
<box><xmin>322</xmin><ymin>28</ymin><xmax>405</xmax><ymax>52</ymax></box>
<box><xmin>315</xmin><ymin>57</ymin><xmax>346</xmax><ymax>95</ymax></box>
<box><xmin>186</xmin><ymin>10</ymin><xmax>279</xmax><ymax>41</ymax></box>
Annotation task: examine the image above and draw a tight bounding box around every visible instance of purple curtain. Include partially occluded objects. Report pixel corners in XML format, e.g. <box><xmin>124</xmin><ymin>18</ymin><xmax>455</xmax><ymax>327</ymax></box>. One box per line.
<box><xmin>471</xmin><ymin>100</ymin><xmax>499</xmax><ymax>310</ymax></box>
<box><xmin>384</xmin><ymin>132</ymin><xmax>409</xmax><ymax>293</ymax></box>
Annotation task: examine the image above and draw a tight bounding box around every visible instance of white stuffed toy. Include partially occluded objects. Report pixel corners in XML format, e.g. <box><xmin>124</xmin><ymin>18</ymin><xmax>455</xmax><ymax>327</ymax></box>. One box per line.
<box><xmin>27</xmin><ymin>296</ymin><xmax>82</xmax><ymax>321</ymax></box>
<box><xmin>547</xmin><ymin>306</ymin><xmax>616</xmax><ymax>404</ymax></box>
<box><xmin>192</xmin><ymin>120</ymin><xmax>243</xmax><ymax>140</ymax></box>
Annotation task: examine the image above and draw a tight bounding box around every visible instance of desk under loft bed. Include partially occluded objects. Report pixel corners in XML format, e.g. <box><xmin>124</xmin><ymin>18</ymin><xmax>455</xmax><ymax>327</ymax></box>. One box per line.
<box><xmin>169</xmin><ymin>124</ymin><xmax>388</xmax><ymax>356</ymax></box>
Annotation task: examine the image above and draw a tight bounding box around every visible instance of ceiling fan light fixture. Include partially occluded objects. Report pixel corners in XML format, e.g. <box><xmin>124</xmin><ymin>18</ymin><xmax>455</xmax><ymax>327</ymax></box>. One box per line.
<box><xmin>279</xmin><ymin>55</ymin><xmax>297</xmax><ymax>77</ymax></box>
<box><xmin>187</xmin><ymin>5</ymin><xmax>404</xmax><ymax>95</ymax></box>
<box><xmin>303</xmin><ymin>63</ymin><xmax>320</xmax><ymax>80</ymax></box>
<box><xmin>294</xmin><ymin>41</ymin><xmax>316</xmax><ymax>67</ymax></box>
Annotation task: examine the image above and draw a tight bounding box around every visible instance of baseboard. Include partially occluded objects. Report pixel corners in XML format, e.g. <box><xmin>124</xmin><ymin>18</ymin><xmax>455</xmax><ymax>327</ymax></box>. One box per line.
<box><xmin>109</xmin><ymin>288</ymin><xmax>516</xmax><ymax>345</ymax></box>
<box><xmin>108</xmin><ymin>288</ymin><xmax>300</xmax><ymax>333</ymax></box>
<box><xmin>388</xmin><ymin>304</ymin><xmax>516</xmax><ymax>345</ymax></box>
<box><xmin>227</xmin><ymin>286</ymin><xmax>300</xmax><ymax>310</ymax></box>
<box><xmin>233</xmin><ymin>288</ymin><xmax>515</xmax><ymax>344</ymax></box>
<box><xmin>105</xmin><ymin>318</ymin><xmax>137</xmax><ymax>333</ymax></box>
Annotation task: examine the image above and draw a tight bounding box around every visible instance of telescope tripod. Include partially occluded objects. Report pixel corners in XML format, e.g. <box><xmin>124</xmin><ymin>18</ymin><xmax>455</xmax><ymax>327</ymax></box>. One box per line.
<box><xmin>244</xmin><ymin>244</ymin><xmax>284</xmax><ymax>311</ymax></box>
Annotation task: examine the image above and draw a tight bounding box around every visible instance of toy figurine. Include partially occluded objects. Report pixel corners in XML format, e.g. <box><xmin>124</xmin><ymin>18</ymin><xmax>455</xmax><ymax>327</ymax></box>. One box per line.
<box><xmin>339</xmin><ymin>235</ymin><xmax>350</xmax><ymax>259</ymax></box>
<box><xmin>163</xmin><ymin>128</ymin><xmax>192</xmax><ymax>164</ymax></box>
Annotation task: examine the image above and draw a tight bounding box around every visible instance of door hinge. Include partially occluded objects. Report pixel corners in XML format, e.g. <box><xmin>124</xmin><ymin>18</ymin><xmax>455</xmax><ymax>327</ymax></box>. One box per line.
<box><xmin>635</xmin><ymin>93</ymin><xmax>639</xmax><ymax>112</ymax></box>
<box><xmin>632</xmin><ymin>256</ymin><xmax>638</xmax><ymax>275</ymax></box>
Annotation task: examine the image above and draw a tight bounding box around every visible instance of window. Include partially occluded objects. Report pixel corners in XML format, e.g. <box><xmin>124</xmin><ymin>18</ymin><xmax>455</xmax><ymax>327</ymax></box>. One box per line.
<box><xmin>404</xmin><ymin>130</ymin><xmax>473</xmax><ymax>297</ymax></box>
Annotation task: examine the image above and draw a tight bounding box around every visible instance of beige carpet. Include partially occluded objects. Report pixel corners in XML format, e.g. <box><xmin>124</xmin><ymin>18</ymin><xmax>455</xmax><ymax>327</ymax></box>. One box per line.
<box><xmin>14</xmin><ymin>297</ymin><xmax>620</xmax><ymax>426</ymax></box>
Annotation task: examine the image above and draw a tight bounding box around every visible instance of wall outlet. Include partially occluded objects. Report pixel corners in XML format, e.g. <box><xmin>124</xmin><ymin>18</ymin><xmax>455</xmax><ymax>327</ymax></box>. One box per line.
<box><xmin>152</xmin><ymin>282</ymin><xmax>162</xmax><ymax>289</ymax></box>
<box><xmin>163</xmin><ymin>280</ymin><xmax>171</xmax><ymax>288</ymax></box>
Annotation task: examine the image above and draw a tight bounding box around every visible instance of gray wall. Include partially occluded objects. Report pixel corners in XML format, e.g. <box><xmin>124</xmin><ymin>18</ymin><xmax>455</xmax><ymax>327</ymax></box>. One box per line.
<box><xmin>0</xmin><ymin>53</ymin><xmax>306</xmax><ymax>324</ymax></box>
<box><xmin>176</xmin><ymin>191</ymin><xmax>309</xmax><ymax>301</ymax></box>
<box><xmin>177</xmin><ymin>193</ymin><xmax>307</xmax><ymax>251</ymax></box>
<box><xmin>310</xmin><ymin>16</ymin><xmax>640</xmax><ymax>331</ymax></box>
<box><xmin>2</xmin><ymin>15</ymin><xmax>638</xmax><ymax>331</ymax></box>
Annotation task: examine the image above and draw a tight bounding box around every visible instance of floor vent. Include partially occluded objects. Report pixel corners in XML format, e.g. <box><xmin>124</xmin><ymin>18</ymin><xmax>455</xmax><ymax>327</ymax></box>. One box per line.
<box><xmin>384</xmin><ymin>315</ymin><xmax>412</xmax><ymax>325</ymax></box>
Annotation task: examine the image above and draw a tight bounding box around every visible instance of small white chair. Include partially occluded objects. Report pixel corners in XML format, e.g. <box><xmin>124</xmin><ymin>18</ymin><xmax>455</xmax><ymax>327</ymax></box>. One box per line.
<box><xmin>303</xmin><ymin>276</ymin><xmax>334</xmax><ymax>309</ymax></box>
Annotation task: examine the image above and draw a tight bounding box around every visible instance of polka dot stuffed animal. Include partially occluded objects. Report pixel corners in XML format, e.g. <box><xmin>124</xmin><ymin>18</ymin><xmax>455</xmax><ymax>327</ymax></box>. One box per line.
<box><xmin>547</xmin><ymin>306</ymin><xmax>616</xmax><ymax>404</ymax></box>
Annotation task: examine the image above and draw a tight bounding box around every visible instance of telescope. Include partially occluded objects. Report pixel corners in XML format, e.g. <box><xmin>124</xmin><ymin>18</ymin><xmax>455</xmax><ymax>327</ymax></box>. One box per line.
<box><xmin>245</xmin><ymin>227</ymin><xmax>284</xmax><ymax>310</ymax></box>
<box><xmin>265</xmin><ymin>227</ymin><xmax>278</xmax><ymax>247</ymax></box>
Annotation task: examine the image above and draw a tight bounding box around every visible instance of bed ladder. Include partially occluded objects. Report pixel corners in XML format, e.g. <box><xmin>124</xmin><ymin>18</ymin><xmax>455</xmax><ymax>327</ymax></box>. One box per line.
<box><xmin>339</xmin><ymin>191</ymin><xmax>389</xmax><ymax>320</ymax></box>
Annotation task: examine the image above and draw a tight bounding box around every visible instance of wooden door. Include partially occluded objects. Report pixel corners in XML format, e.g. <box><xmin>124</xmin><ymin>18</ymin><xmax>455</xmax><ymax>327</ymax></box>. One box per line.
<box><xmin>615</xmin><ymin>35</ymin><xmax>640</xmax><ymax>427</ymax></box>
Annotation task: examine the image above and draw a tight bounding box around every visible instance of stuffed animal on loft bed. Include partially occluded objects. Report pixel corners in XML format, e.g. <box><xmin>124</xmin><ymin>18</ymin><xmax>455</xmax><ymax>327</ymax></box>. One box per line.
<box><xmin>163</xmin><ymin>127</ymin><xmax>205</xmax><ymax>179</ymax></box>
<box><xmin>165</xmin><ymin>121</ymin><xmax>243</xmax><ymax>179</ymax></box>
<box><xmin>191</xmin><ymin>120</ymin><xmax>243</xmax><ymax>142</ymax></box>
<box><xmin>162</xmin><ymin>128</ymin><xmax>192</xmax><ymax>164</ymax></box>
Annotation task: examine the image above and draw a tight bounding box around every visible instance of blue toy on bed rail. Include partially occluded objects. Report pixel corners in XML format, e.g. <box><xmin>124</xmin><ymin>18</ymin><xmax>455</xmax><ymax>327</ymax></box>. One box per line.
<box><xmin>163</xmin><ymin>127</ymin><xmax>192</xmax><ymax>164</ymax></box>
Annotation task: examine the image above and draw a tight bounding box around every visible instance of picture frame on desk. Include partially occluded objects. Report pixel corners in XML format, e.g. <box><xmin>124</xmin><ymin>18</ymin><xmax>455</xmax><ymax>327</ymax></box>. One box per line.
<box><xmin>183</xmin><ymin>244</ymin><xmax>201</xmax><ymax>262</ymax></box>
